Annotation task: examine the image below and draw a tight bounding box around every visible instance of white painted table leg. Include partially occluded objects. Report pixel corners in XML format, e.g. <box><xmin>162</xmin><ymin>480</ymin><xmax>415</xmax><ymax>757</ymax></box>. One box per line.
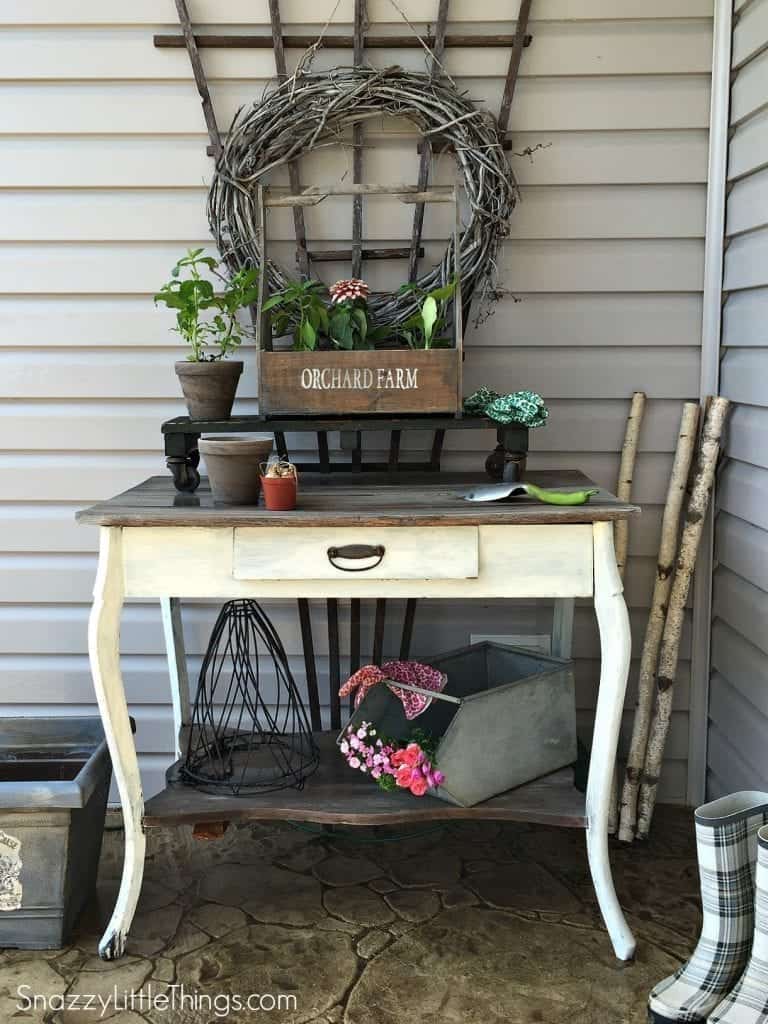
<box><xmin>89</xmin><ymin>527</ymin><xmax>146</xmax><ymax>960</ymax></box>
<box><xmin>160</xmin><ymin>597</ymin><xmax>191</xmax><ymax>759</ymax></box>
<box><xmin>586</xmin><ymin>522</ymin><xmax>636</xmax><ymax>961</ymax></box>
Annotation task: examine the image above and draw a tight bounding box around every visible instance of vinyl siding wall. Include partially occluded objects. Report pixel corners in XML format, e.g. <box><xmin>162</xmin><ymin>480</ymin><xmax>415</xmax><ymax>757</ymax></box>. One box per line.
<box><xmin>0</xmin><ymin>1</ymin><xmax>712</xmax><ymax>802</ymax></box>
<box><xmin>706</xmin><ymin>0</ymin><xmax>768</xmax><ymax>798</ymax></box>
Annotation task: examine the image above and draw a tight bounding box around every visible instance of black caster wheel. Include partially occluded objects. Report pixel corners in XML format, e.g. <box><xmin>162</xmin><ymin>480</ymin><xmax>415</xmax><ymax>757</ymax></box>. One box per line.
<box><xmin>168</xmin><ymin>458</ymin><xmax>201</xmax><ymax>493</ymax></box>
<box><xmin>485</xmin><ymin>444</ymin><xmax>527</xmax><ymax>482</ymax></box>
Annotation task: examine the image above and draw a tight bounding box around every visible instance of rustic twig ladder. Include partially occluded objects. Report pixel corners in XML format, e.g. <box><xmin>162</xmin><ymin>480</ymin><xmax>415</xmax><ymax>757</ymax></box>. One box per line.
<box><xmin>155</xmin><ymin>0</ymin><xmax>533</xmax><ymax>728</ymax></box>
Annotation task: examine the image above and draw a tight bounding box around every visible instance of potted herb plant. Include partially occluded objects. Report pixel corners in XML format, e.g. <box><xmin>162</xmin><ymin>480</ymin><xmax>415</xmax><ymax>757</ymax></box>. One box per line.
<box><xmin>155</xmin><ymin>248</ymin><xmax>259</xmax><ymax>420</ymax></box>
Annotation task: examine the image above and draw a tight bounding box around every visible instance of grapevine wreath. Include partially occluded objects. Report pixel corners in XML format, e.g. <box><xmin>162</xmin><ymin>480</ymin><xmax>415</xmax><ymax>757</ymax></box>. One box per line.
<box><xmin>207</xmin><ymin>65</ymin><xmax>518</xmax><ymax>326</ymax></box>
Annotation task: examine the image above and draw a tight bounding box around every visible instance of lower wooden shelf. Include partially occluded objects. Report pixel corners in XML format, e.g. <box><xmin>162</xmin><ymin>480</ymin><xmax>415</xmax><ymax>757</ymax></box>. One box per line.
<box><xmin>143</xmin><ymin>733</ymin><xmax>586</xmax><ymax>829</ymax></box>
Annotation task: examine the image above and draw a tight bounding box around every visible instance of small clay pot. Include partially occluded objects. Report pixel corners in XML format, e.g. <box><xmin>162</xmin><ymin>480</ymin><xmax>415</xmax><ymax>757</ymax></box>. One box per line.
<box><xmin>261</xmin><ymin>474</ymin><xmax>298</xmax><ymax>511</ymax></box>
<box><xmin>175</xmin><ymin>360</ymin><xmax>243</xmax><ymax>420</ymax></box>
<box><xmin>199</xmin><ymin>436</ymin><xmax>273</xmax><ymax>505</ymax></box>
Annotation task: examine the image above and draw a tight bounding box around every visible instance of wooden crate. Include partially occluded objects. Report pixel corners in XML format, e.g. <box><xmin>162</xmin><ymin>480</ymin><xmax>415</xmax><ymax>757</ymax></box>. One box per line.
<box><xmin>256</xmin><ymin>184</ymin><xmax>463</xmax><ymax>416</ymax></box>
<box><xmin>259</xmin><ymin>348</ymin><xmax>460</xmax><ymax>415</ymax></box>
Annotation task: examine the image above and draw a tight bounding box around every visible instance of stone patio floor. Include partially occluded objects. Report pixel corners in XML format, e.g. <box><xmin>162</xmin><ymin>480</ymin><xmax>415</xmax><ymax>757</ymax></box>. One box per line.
<box><xmin>1</xmin><ymin>806</ymin><xmax>701</xmax><ymax>1023</ymax></box>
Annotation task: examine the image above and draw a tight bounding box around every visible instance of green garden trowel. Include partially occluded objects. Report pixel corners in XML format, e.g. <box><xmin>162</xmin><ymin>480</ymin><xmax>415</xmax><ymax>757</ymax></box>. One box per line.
<box><xmin>463</xmin><ymin>482</ymin><xmax>599</xmax><ymax>506</ymax></box>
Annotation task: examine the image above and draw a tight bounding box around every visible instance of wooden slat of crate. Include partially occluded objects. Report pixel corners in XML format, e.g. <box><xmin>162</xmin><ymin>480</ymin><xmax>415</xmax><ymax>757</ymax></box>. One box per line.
<box><xmin>260</xmin><ymin>349</ymin><xmax>460</xmax><ymax>415</ymax></box>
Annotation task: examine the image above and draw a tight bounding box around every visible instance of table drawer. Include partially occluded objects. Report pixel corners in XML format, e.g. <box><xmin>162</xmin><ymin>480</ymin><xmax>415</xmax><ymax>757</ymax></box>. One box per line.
<box><xmin>232</xmin><ymin>527</ymin><xmax>479</xmax><ymax>581</ymax></box>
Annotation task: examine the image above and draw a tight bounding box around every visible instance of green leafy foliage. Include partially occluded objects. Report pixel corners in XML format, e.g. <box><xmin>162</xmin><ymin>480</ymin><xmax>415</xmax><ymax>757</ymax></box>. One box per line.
<box><xmin>328</xmin><ymin>300</ymin><xmax>373</xmax><ymax>351</ymax></box>
<box><xmin>410</xmin><ymin>728</ymin><xmax>440</xmax><ymax>762</ymax></box>
<box><xmin>264</xmin><ymin>280</ymin><xmax>378</xmax><ymax>352</ymax></box>
<box><xmin>261</xmin><ymin>275</ymin><xmax>458</xmax><ymax>353</ymax></box>
<box><xmin>262</xmin><ymin>279</ymin><xmax>329</xmax><ymax>351</ymax></box>
<box><xmin>154</xmin><ymin>249</ymin><xmax>259</xmax><ymax>361</ymax></box>
<box><xmin>396</xmin><ymin>278</ymin><xmax>457</xmax><ymax>350</ymax></box>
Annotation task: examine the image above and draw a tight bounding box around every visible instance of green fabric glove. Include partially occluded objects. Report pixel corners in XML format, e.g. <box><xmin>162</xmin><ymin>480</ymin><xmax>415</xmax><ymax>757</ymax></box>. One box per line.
<box><xmin>463</xmin><ymin>388</ymin><xmax>548</xmax><ymax>428</ymax></box>
<box><xmin>462</xmin><ymin>386</ymin><xmax>499</xmax><ymax>417</ymax></box>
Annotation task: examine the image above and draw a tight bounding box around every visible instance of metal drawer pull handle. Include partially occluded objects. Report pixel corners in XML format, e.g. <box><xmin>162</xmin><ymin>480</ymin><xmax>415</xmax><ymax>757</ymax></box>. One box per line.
<box><xmin>327</xmin><ymin>544</ymin><xmax>385</xmax><ymax>572</ymax></box>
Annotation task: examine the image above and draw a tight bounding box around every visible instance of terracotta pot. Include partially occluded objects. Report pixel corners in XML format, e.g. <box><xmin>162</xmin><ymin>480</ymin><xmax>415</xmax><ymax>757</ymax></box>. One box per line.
<box><xmin>199</xmin><ymin>436</ymin><xmax>273</xmax><ymax>505</ymax></box>
<box><xmin>175</xmin><ymin>360</ymin><xmax>243</xmax><ymax>420</ymax></box>
<box><xmin>261</xmin><ymin>474</ymin><xmax>298</xmax><ymax>511</ymax></box>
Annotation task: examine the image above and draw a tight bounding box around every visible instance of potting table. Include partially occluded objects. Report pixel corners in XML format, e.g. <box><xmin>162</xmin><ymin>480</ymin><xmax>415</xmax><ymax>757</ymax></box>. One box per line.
<box><xmin>77</xmin><ymin>470</ymin><xmax>639</xmax><ymax>962</ymax></box>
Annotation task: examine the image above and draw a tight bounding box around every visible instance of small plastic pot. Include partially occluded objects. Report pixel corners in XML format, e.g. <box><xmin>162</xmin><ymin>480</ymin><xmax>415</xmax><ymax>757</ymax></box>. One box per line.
<box><xmin>199</xmin><ymin>436</ymin><xmax>273</xmax><ymax>505</ymax></box>
<box><xmin>260</xmin><ymin>474</ymin><xmax>298</xmax><ymax>511</ymax></box>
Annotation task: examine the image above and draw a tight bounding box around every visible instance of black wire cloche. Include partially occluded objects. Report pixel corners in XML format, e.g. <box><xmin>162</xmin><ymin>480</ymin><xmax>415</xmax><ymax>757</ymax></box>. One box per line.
<box><xmin>181</xmin><ymin>600</ymin><xmax>319</xmax><ymax>795</ymax></box>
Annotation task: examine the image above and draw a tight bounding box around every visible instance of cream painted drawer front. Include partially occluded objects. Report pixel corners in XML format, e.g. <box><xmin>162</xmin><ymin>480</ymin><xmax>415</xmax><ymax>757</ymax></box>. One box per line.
<box><xmin>233</xmin><ymin>527</ymin><xmax>479</xmax><ymax>581</ymax></box>
<box><xmin>121</xmin><ymin>525</ymin><xmax>593</xmax><ymax>598</ymax></box>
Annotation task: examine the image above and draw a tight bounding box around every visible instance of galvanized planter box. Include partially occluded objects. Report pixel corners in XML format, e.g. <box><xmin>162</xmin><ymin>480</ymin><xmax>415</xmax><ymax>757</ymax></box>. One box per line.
<box><xmin>0</xmin><ymin>718</ymin><xmax>111</xmax><ymax>949</ymax></box>
<box><xmin>346</xmin><ymin>642</ymin><xmax>576</xmax><ymax>807</ymax></box>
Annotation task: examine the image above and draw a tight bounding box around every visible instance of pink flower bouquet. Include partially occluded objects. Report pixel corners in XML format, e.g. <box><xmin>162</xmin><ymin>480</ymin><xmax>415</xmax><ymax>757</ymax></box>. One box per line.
<box><xmin>339</xmin><ymin>721</ymin><xmax>445</xmax><ymax>798</ymax></box>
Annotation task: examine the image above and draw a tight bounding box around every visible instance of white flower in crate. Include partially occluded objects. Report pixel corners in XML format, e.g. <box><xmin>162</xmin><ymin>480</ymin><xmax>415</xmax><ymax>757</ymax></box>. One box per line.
<box><xmin>329</xmin><ymin>279</ymin><xmax>370</xmax><ymax>304</ymax></box>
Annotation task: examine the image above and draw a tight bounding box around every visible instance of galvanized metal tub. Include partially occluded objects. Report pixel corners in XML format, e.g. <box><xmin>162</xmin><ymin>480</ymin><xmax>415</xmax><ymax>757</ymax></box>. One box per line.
<box><xmin>0</xmin><ymin>718</ymin><xmax>112</xmax><ymax>949</ymax></box>
<box><xmin>343</xmin><ymin>642</ymin><xmax>576</xmax><ymax>807</ymax></box>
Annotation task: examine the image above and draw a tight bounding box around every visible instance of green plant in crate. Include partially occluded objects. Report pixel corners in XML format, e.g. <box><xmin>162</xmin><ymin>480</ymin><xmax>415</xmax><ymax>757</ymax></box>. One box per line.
<box><xmin>396</xmin><ymin>278</ymin><xmax>457</xmax><ymax>350</ymax></box>
<box><xmin>261</xmin><ymin>278</ymin><xmax>329</xmax><ymax>351</ymax></box>
<box><xmin>263</xmin><ymin>277</ymin><xmax>384</xmax><ymax>352</ymax></box>
<box><xmin>154</xmin><ymin>248</ymin><xmax>260</xmax><ymax>361</ymax></box>
<box><xmin>327</xmin><ymin>278</ymin><xmax>380</xmax><ymax>351</ymax></box>
<box><xmin>261</xmin><ymin>275</ymin><xmax>458</xmax><ymax>352</ymax></box>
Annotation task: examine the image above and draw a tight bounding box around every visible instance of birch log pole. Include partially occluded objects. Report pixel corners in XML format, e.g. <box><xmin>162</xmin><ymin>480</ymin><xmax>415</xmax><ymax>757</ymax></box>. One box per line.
<box><xmin>608</xmin><ymin>391</ymin><xmax>646</xmax><ymax>833</ymax></box>
<box><xmin>617</xmin><ymin>402</ymin><xmax>700</xmax><ymax>842</ymax></box>
<box><xmin>615</xmin><ymin>391</ymin><xmax>647</xmax><ymax>581</ymax></box>
<box><xmin>636</xmin><ymin>396</ymin><xmax>730</xmax><ymax>839</ymax></box>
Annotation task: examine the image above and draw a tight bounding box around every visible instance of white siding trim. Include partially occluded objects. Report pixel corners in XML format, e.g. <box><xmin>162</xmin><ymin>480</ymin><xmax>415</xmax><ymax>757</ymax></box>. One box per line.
<box><xmin>690</xmin><ymin>0</ymin><xmax>731</xmax><ymax>805</ymax></box>
<box><xmin>706</xmin><ymin>0</ymin><xmax>768</xmax><ymax>802</ymax></box>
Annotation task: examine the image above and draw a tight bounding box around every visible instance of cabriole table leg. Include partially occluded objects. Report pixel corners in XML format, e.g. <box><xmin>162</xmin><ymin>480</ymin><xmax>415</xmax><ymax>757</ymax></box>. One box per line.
<box><xmin>89</xmin><ymin>527</ymin><xmax>146</xmax><ymax>960</ymax></box>
<box><xmin>160</xmin><ymin>597</ymin><xmax>191</xmax><ymax>759</ymax></box>
<box><xmin>586</xmin><ymin>521</ymin><xmax>636</xmax><ymax>961</ymax></box>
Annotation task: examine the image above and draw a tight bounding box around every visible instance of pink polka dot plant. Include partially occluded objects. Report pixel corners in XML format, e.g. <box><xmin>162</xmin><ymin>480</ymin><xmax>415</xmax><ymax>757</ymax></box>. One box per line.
<box><xmin>339</xmin><ymin>721</ymin><xmax>445</xmax><ymax>798</ymax></box>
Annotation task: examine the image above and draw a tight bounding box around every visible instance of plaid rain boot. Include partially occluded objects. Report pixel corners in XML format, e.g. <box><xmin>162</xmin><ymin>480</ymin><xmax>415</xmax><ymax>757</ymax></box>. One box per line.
<box><xmin>707</xmin><ymin>823</ymin><xmax>768</xmax><ymax>1024</ymax></box>
<box><xmin>648</xmin><ymin>792</ymin><xmax>768</xmax><ymax>1024</ymax></box>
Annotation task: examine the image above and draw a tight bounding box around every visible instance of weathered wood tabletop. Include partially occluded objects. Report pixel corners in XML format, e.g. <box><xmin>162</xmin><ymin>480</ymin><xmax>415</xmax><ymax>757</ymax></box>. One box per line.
<box><xmin>77</xmin><ymin>470</ymin><xmax>639</xmax><ymax>528</ymax></box>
